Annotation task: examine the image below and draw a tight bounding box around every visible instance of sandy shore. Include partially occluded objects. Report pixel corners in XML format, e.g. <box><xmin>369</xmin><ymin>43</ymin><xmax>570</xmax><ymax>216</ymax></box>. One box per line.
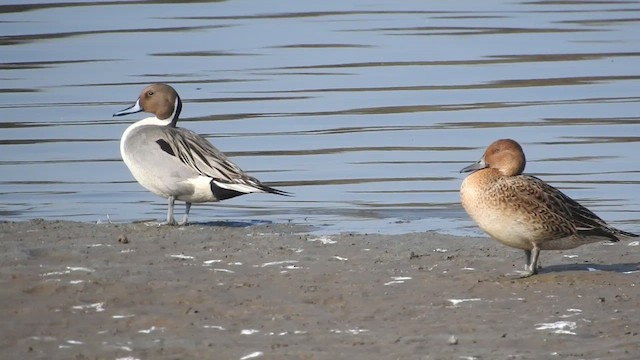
<box><xmin>1</xmin><ymin>219</ymin><xmax>639</xmax><ymax>359</ymax></box>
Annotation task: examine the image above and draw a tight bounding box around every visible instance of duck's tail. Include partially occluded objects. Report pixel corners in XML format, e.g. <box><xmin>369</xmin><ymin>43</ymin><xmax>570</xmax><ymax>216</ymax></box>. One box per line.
<box><xmin>615</xmin><ymin>228</ymin><xmax>639</xmax><ymax>240</ymax></box>
<box><xmin>257</xmin><ymin>184</ymin><xmax>292</xmax><ymax>197</ymax></box>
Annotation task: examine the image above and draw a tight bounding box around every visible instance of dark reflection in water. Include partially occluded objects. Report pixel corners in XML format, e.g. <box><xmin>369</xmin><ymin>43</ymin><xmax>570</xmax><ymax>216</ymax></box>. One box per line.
<box><xmin>0</xmin><ymin>25</ymin><xmax>229</xmax><ymax>46</ymax></box>
<box><xmin>0</xmin><ymin>0</ymin><xmax>639</xmax><ymax>235</ymax></box>
<box><xmin>259</xmin><ymin>52</ymin><xmax>640</xmax><ymax>70</ymax></box>
<box><xmin>0</xmin><ymin>0</ymin><xmax>227</xmax><ymax>15</ymax></box>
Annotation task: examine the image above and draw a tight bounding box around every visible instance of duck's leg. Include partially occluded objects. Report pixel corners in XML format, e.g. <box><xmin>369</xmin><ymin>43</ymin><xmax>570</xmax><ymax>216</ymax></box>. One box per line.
<box><xmin>527</xmin><ymin>246</ymin><xmax>541</xmax><ymax>276</ymax></box>
<box><xmin>178</xmin><ymin>202</ymin><xmax>192</xmax><ymax>226</ymax></box>
<box><xmin>516</xmin><ymin>247</ymin><xmax>540</xmax><ymax>278</ymax></box>
<box><xmin>508</xmin><ymin>248</ymin><xmax>539</xmax><ymax>278</ymax></box>
<box><xmin>160</xmin><ymin>196</ymin><xmax>177</xmax><ymax>226</ymax></box>
<box><xmin>524</xmin><ymin>249</ymin><xmax>532</xmax><ymax>270</ymax></box>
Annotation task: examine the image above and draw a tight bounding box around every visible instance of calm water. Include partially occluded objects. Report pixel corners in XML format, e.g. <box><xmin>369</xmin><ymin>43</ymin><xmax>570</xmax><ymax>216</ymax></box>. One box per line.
<box><xmin>1</xmin><ymin>0</ymin><xmax>639</xmax><ymax>235</ymax></box>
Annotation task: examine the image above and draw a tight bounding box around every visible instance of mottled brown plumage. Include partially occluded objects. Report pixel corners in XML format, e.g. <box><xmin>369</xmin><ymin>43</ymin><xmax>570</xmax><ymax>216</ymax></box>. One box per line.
<box><xmin>460</xmin><ymin>139</ymin><xmax>637</xmax><ymax>277</ymax></box>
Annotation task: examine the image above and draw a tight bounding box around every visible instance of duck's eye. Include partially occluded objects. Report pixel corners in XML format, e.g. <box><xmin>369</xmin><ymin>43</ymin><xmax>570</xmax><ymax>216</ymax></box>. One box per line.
<box><xmin>147</xmin><ymin>91</ymin><xmax>154</xmax><ymax>96</ymax></box>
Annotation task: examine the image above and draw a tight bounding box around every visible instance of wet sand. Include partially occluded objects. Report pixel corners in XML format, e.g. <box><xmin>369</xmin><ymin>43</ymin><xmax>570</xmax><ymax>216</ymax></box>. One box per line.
<box><xmin>1</xmin><ymin>220</ymin><xmax>639</xmax><ymax>359</ymax></box>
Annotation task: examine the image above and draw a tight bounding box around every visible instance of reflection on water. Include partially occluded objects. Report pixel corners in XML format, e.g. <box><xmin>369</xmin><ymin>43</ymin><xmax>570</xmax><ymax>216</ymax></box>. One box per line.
<box><xmin>1</xmin><ymin>0</ymin><xmax>639</xmax><ymax>234</ymax></box>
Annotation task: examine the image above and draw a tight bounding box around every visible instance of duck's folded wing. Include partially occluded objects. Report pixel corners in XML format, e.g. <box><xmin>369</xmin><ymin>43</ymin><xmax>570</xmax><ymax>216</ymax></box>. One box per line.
<box><xmin>158</xmin><ymin>127</ymin><xmax>289</xmax><ymax>195</ymax></box>
<box><xmin>519</xmin><ymin>175</ymin><xmax>634</xmax><ymax>241</ymax></box>
<box><xmin>159</xmin><ymin>128</ymin><xmax>244</xmax><ymax>179</ymax></box>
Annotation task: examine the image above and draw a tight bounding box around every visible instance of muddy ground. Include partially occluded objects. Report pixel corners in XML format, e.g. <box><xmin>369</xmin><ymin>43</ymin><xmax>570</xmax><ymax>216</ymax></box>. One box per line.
<box><xmin>1</xmin><ymin>220</ymin><xmax>639</xmax><ymax>359</ymax></box>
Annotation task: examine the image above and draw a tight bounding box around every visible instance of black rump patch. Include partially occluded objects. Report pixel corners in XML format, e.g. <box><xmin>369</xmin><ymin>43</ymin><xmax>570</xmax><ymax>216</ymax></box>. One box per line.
<box><xmin>210</xmin><ymin>181</ymin><xmax>246</xmax><ymax>201</ymax></box>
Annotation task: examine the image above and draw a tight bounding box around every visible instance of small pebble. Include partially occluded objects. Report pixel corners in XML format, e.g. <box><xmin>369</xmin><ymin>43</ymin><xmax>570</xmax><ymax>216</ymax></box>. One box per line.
<box><xmin>118</xmin><ymin>234</ymin><xmax>129</xmax><ymax>244</ymax></box>
<box><xmin>448</xmin><ymin>335</ymin><xmax>458</xmax><ymax>345</ymax></box>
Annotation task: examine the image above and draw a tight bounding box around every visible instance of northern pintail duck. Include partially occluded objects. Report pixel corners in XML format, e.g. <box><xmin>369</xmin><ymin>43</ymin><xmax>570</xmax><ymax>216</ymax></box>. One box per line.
<box><xmin>114</xmin><ymin>83</ymin><xmax>289</xmax><ymax>225</ymax></box>
<box><xmin>460</xmin><ymin>138</ymin><xmax>637</xmax><ymax>277</ymax></box>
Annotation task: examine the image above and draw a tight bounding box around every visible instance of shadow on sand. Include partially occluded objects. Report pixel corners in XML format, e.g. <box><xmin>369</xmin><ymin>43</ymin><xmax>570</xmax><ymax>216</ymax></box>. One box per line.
<box><xmin>187</xmin><ymin>219</ymin><xmax>274</xmax><ymax>228</ymax></box>
<box><xmin>540</xmin><ymin>262</ymin><xmax>640</xmax><ymax>274</ymax></box>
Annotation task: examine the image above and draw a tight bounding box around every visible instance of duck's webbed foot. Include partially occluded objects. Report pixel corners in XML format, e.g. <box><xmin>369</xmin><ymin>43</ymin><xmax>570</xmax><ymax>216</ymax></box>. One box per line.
<box><xmin>507</xmin><ymin>248</ymin><xmax>540</xmax><ymax>278</ymax></box>
<box><xmin>159</xmin><ymin>196</ymin><xmax>179</xmax><ymax>226</ymax></box>
<box><xmin>177</xmin><ymin>202</ymin><xmax>191</xmax><ymax>226</ymax></box>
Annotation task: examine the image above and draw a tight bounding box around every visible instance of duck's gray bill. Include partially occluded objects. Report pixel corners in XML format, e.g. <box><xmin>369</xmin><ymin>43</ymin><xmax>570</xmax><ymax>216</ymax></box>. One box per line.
<box><xmin>460</xmin><ymin>160</ymin><xmax>487</xmax><ymax>173</ymax></box>
<box><xmin>113</xmin><ymin>99</ymin><xmax>142</xmax><ymax>117</ymax></box>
